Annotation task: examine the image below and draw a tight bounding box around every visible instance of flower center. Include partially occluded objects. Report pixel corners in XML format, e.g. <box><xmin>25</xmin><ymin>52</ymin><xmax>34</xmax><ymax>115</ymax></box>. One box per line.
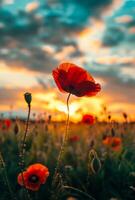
<box><xmin>85</xmin><ymin>119</ymin><xmax>90</xmax><ymax>123</ymax></box>
<box><xmin>69</xmin><ymin>85</ymin><xmax>75</xmax><ymax>92</ymax></box>
<box><xmin>111</xmin><ymin>141</ymin><xmax>118</xmax><ymax>147</ymax></box>
<box><xmin>29</xmin><ymin>175</ymin><xmax>39</xmax><ymax>183</ymax></box>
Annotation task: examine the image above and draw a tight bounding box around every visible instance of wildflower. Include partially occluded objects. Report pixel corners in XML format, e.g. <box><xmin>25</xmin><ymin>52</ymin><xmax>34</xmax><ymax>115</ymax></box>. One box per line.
<box><xmin>52</xmin><ymin>63</ymin><xmax>101</xmax><ymax>97</ymax></box>
<box><xmin>103</xmin><ymin>136</ymin><xmax>122</xmax><ymax>151</ymax></box>
<box><xmin>4</xmin><ymin>119</ymin><xmax>11</xmax><ymax>129</ymax></box>
<box><xmin>18</xmin><ymin>163</ymin><xmax>49</xmax><ymax>191</ymax></box>
<box><xmin>82</xmin><ymin>114</ymin><xmax>95</xmax><ymax>125</ymax></box>
<box><xmin>69</xmin><ymin>135</ymin><xmax>80</xmax><ymax>142</ymax></box>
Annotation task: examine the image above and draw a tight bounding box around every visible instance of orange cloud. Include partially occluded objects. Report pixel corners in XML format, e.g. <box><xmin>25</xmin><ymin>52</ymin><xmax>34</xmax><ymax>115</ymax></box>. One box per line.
<box><xmin>129</xmin><ymin>27</ymin><xmax>135</xmax><ymax>34</ymax></box>
<box><xmin>26</xmin><ymin>2</ymin><xmax>39</xmax><ymax>12</ymax></box>
<box><xmin>115</xmin><ymin>15</ymin><xmax>133</xmax><ymax>23</ymax></box>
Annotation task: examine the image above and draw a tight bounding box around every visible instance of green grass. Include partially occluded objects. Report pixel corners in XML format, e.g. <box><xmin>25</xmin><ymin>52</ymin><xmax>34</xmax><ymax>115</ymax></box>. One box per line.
<box><xmin>0</xmin><ymin>121</ymin><xmax>135</xmax><ymax>200</ymax></box>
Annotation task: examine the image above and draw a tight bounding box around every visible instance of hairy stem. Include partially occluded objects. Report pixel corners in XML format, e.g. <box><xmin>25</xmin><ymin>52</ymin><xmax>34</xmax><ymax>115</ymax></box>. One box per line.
<box><xmin>51</xmin><ymin>93</ymin><xmax>71</xmax><ymax>193</ymax></box>
<box><xmin>19</xmin><ymin>104</ymin><xmax>32</xmax><ymax>200</ymax></box>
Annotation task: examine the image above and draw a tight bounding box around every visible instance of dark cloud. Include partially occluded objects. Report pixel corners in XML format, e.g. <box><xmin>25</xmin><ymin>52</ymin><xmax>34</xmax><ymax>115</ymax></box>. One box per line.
<box><xmin>0</xmin><ymin>0</ymin><xmax>115</xmax><ymax>72</ymax></box>
<box><xmin>102</xmin><ymin>0</ymin><xmax>135</xmax><ymax>47</ymax></box>
<box><xmin>102</xmin><ymin>25</ymin><xmax>125</xmax><ymax>46</ymax></box>
<box><xmin>87</xmin><ymin>62</ymin><xmax>135</xmax><ymax>103</ymax></box>
<box><xmin>0</xmin><ymin>47</ymin><xmax>58</xmax><ymax>72</ymax></box>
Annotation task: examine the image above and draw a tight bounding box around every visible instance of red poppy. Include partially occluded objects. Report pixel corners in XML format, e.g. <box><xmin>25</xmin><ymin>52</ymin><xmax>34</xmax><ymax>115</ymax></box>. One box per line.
<box><xmin>4</xmin><ymin>119</ymin><xmax>11</xmax><ymax>129</ymax></box>
<box><xmin>82</xmin><ymin>114</ymin><xmax>95</xmax><ymax>125</ymax></box>
<box><xmin>69</xmin><ymin>135</ymin><xmax>80</xmax><ymax>142</ymax></box>
<box><xmin>103</xmin><ymin>136</ymin><xmax>122</xmax><ymax>151</ymax></box>
<box><xmin>18</xmin><ymin>163</ymin><xmax>49</xmax><ymax>191</ymax></box>
<box><xmin>52</xmin><ymin>63</ymin><xmax>101</xmax><ymax>97</ymax></box>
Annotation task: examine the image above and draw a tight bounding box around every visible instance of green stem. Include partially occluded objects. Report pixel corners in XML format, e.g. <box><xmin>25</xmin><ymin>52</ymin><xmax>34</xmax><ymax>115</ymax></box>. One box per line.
<box><xmin>19</xmin><ymin>104</ymin><xmax>32</xmax><ymax>200</ymax></box>
<box><xmin>51</xmin><ymin>93</ymin><xmax>71</xmax><ymax>190</ymax></box>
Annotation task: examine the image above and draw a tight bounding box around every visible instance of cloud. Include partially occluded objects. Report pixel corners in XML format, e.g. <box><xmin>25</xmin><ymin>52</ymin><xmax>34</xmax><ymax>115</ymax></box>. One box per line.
<box><xmin>102</xmin><ymin>25</ymin><xmax>125</xmax><ymax>46</ymax></box>
<box><xmin>0</xmin><ymin>0</ymin><xmax>120</xmax><ymax>72</ymax></box>
<box><xmin>102</xmin><ymin>0</ymin><xmax>135</xmax><ymax>47</ymax></box>
<box><xmin>86</xmin><ymin>61</ymin><xmax>135</xmax><ymax>104</ymax></box>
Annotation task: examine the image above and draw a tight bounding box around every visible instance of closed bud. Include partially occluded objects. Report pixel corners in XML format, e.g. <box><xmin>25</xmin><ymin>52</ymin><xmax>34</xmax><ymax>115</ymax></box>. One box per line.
<box><xmin>48</xmin><ymin>115</ymin><xmax>52</xmax><ymax>123</ymax></box>
<box><xmin>111</xmin><ymin>128</ymin><xmax>115</xmax><ymax>137</ymax></box>
<box><xmin>24</xmin><ymin>92</ymin><xmax>32</xmax><ymax>105</ymax></box>
<box><xmin>89</xmin><ymin>140</ymin><xmax>94</xmax><ymax>149</ymax></box>
<box><xmin>123</xmin><ymin>112</ymin><xmax>127</xmax><ymax>119</ymax></box>
<box><xmin>90</xmin><ymin>156</ymin><xmax>101</xmax><ymax>174</ymax></box>
<box><xmin>88</xmin><ymin>149</ymin><xmax>101</xmax><ymax>175</ymax></box>
<box><xmin>14</xmin><ymin>123</ymin><xmax>19</xmax><ymax>135</ymax></box>
<box><xmin>108</xmin><ymin>115</ymin><xmax>111</xmax><ymax>121</ymax></box>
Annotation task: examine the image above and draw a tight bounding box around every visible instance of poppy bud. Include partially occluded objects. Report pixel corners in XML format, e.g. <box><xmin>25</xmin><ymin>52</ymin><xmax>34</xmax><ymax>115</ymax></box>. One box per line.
<box><xmin>123</xmin><ymin>112</ymin><xmax>127</xmax><ymax>120</ymax></box>
<box><xmin>90</xmin><ymin>156</ymin><xmax>101</xmax><ymax>174</ymax></box>
<box><xmin>14</xmin><ymin>123</ymin><xmax>19</xmax><ymax>135</ymax></box>
<box><xmin>48</xmin><ymin>115</ymin><xmax>51</xmax><ymax>123</ymax></box>
<box><xmin>111</xmin><ymin>128</ymin><xmax>115</xmax><ymax>137</ymax></box>
<box><xmin>108</xmin><ymin>115</ymin><xmax>111</xmax><ymax>121</ymax></box>
<box><xmin>88</xmin><ymin>149</ymin><xmax>101</xmax><ymax>175</ymax></box>
<box><xmin>89</xmin><ymin>140</ymin><xmax>94</xmax><ymax>149</ymax></box>
<box><xmin>24</xmin><ymin>92</ymin><xmax>32</xmax><ymax>105</ymax></box>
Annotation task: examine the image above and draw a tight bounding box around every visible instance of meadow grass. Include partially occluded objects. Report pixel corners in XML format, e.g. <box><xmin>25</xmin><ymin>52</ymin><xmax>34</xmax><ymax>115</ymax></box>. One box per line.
<box><xmin>0</xmin><ymin>120</ymin><xmax>135</xmax><ymax>200</ymax></box>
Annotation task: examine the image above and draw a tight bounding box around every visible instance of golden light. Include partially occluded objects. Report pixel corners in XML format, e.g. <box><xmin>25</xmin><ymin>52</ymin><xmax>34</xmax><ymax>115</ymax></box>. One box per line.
<box><xmin>57</xmin><ymin>102</ymin><xmax>79</xmax><ymax>116</ymax></box>
<box><xmin>25</xmin><ymin>2</ymin><xmax>39</xmax><ymax>12</ymax></box>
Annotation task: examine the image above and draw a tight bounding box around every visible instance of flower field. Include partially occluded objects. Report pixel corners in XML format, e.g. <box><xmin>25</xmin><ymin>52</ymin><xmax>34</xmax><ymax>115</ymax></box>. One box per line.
<box><xmin>0</xmin><ymin>117</ymin><xmax>135</xmax><ymax>200</ymax></box>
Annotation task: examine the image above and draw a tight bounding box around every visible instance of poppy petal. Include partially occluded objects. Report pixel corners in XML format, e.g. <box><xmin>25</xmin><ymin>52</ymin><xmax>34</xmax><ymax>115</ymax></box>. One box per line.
<box><xmin>52</xmin><ymin>69</ymin><xmax>70</xmax><ymax>93</ymax></box>
<box><xmin>67</xmin><ymin>66</ymin><xmax>95</xmax><ymax>85</ymax></box>
<box><xmin>74</xmin><ymin>81</ymin><xmax>101</xmax><ymax>97</ymax></box>
<box><xmin>18</xmin><ymin>163</ymin><xmax>49</xmax><ymax>191</ymax></box>
<box><xmin>52</xmin><ymin>62</ymin><xmax>101</xmax><ymax>97</ymax></box>
<box><xmin>58</xmin><ymin>62</ymin><xmax>77</xmax><ymax>72</ymax></box>
<box><xmin>17</xmin><ymin>171</ymin><xmax>28</xmax><ymax>186</ymax></box>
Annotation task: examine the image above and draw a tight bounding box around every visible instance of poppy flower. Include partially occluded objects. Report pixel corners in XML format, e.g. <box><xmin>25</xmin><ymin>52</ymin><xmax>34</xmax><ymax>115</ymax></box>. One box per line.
<box><xmin>103</xmin><ymin>136</ymin><xmax>122</xmax><ymax>151</ymax></box>
<box><xmin>18</xmin><ymin>163</ymin><xmax>49</xmax><ymax>191</ymax></box>
<box><xmin>52</xmin><ymin>63</ymin><xmax>101</xmax><ymax>97</ymax></box>
<box><xmin>82</xmin><ymin>114</ymin><xmax>95</xmax><ymax>125</ymax></box>
<box><xmin>69</xmin><ymin>135</ymin><xmax>80</xmax><ymax>142</ymax></box>
<box><xmin>4</xmin><ymin>119</ymin><xmax>11</xmax><ymax>129</ymax></box>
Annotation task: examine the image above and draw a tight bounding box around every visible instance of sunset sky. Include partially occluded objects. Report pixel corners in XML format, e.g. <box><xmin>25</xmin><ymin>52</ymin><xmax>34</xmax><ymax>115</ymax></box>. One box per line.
<box><xmin>0</xmin><ymin>0</ymin><xmax>135</xmax><ymax>122</ymax></box>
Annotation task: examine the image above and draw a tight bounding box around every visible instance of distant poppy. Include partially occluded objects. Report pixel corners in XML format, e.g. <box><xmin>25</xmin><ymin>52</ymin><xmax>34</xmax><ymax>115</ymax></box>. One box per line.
<box><xmin>52</xmin><ymin>63</ymin><xmax>101</xmax><ymax>97</ymax></box>
<box><xmin>4</xmin><ymin>119</ymin><xmax>11</xmax><ymax>129</ymax></box>
<box><xmin>103</xmin><ymin>136</ymin><xmax>122</xmax><ymax>151</ymax></box>
<box><xmin>18</xmin><ymin>163</ymin><xmax>49</xmax><ymax>191</ymax></box>
<box><xmin>69</xmin><ymin>135</ymin><xmax>80</xmax><ymax>142</ymax></box>
<box><xmin>82</xmin><ymin>114</ymin><xmax>95</xmax><ymax>125</ymax></box>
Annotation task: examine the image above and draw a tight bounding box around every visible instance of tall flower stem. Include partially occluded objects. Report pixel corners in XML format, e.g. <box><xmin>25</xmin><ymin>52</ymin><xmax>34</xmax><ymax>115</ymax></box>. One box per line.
<box><xmin>0</xmin><ymin>152</ymin><xmax>17</xmax><ymax>200</ymax></box>
<box><xmin>52</xmin><ymin>93</ymin><xmax>71</xmax><ymax>189</ymax></box>
<box><xmin>19</xmin><ymin>103</ymin><xmax>31</xmax><ymax>200</ymax></box>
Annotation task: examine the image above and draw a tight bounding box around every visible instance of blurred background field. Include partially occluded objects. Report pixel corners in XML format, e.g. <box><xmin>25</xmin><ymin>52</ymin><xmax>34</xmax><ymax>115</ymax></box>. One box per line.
<box><xmin>0</xmin><ymin>116</ymin><xmax>135</xmax><ymax>200</ymax></box>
